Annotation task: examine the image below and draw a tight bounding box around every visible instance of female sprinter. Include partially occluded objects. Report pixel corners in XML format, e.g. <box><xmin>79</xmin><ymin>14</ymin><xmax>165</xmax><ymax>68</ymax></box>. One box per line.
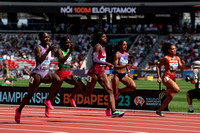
<box><xmin>55</xmin><ymin>37</ymin><xmax>85</xmax><ymax>108</ymax></box>
<box><xmin>105</xmin><ymin>40</ymin><xmax>136</xmax><ymax>116</ymax></box>
<box><xmin>84</xmin><ymin>32</ymin><xmax>124</xmax><ymax>117</ymax></box>
<box><xmin>156</xmin><ymin>42</ymin><xmax>185</xmax><ymax>116</ymax></box>
<box><xmin>15</xmin><ymin>32</ymin><xmax>62</xmax><ymax>123</ymax></box>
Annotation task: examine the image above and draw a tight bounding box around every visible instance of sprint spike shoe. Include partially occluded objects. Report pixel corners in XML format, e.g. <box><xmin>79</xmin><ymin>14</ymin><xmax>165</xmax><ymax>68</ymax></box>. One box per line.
<box><xmin>111</xmin><ymin>111</ymin><xmax>125</xmax><ymax>118</ymax></box>
<box><xmin>45</xmin><ymin>107</ymin><xmax>50</xmax><ymax>117</ymax></box>
<box><xmin>44</xmin><ymin>99</ymin><xmax>54</xmax><ymax>110</ymax></box>
<box><xmin>156</xmin><ymin>110</ymin><xmax>165</xmax><ymax>117</ymax></box>
<box><xmin>15</xmin><ymin>108</ymin><xmax>21</xmax><ymax>124</ymax></box>
<box><xmin>69</xmin><ymin>95</ymin><xmax>76</xmax><ymax>107</ymax></box>
<box><xmin>105</xmin><ymin>109</ymin><xmax>111</xmax><ymax>116</ymax></box>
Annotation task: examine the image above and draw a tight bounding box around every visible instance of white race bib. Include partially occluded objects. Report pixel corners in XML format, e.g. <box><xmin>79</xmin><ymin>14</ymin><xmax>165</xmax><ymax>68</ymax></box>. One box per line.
<box><xmin>169</xmin><ymin>63</ymin><xmax>178</xmax><ymax>70</ymax></box>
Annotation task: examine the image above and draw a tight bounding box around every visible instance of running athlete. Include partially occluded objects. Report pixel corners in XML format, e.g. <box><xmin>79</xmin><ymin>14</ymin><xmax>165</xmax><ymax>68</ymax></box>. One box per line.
<box><xmin>83</xmin><ymin>32</ymin><xmax>124</xmax><ymax>117</ymax></box>
<box><xmin>156</xmin><ymin>42</ymin><xmax>185</xmax><ymax>116</ymax></box>
<box><xmin>15</xmin><ymin>32</ymin><xmax>62</xmax><ymax>123</ymax></box>
<box><xmin>55</xmin><ymin>37</ymin><xmax>85</xmax><ymax>108</ymax></box>
<box><xmin>105</xmin><ymin>40</ymin><xmax>136</xmax><ymax>116</ymax></box>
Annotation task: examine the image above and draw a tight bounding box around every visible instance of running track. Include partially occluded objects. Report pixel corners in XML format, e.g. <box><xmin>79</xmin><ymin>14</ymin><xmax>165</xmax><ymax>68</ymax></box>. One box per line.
<box><xmin>0</xmin><ymin>105</ymin><xmax>200</xmax><ymax>133</ymax></box>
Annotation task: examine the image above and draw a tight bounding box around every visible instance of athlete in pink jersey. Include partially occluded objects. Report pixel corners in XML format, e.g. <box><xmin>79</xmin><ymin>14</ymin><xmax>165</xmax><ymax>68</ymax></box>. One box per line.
<box><xmin>156</xmin><ymin>42</ymin><xmax>185</xmax><ymax>116</ymax></box>
<box><xmin>83</xmin><ymin>32</ymin><xmax>124</xmax><ymax>117</ymax></box>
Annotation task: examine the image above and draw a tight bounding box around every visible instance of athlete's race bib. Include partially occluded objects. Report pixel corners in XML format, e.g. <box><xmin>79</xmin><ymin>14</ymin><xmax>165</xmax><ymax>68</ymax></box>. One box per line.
<box><xmin>169</xmin><ymin>62</ymin><xmax>178</xmax><ymax>70</ymax></box>
<box><xmin>41</xmin><ymin>60</ymin><xmax>50</xmax><ymax>70</ymax></box>
<box><xmin>119</xmin><ymin>57</ymin><xmax>128</xmax><ymax>66</ymax></box>
<box><xmin>64</xmin><ymin>57</ymin><xmax>72</xmax><ymax>65</ymax></box>
<box><xmin>100</xmin><ymin>58</ymin><xmax>106</xmax><ymax>62</ymax></box>
<box><xmin>100</xmin><ymin>58</ymin><xmax>106</xmax><ymax>67</ymax></box>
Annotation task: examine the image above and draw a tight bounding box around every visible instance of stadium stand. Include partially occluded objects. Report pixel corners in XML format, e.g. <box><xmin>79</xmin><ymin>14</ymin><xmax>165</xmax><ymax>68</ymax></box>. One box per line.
<box><xmin>148</xmin><ymin>34</ymin><xmax>200</xmax><ymax>70</ymax></box>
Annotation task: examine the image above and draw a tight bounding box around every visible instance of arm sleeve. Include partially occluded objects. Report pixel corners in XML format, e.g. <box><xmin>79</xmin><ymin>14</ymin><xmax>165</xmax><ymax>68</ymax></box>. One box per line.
<box><xmin>193</xmin><ymin>69</ymin><xmax>198</xmax><ymax>79</ymax></box>
<box><xmin>93</xmin><ymin>52</ymin><xmax>108</xmax><ymax>65</ymax></box>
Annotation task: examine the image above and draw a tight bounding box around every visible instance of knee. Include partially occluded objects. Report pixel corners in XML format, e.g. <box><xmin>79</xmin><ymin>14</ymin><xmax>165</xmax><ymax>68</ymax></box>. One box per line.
<box><xmin>55</xmin><ymin>76</ymin><xmax>62</xmax><ymax>84</ymax></box>
<box><xmin>131</xmin><ymin>84</ymin><xmax>136</xmax><ymax>91</ymax></box>
<box><xmin>57</xmin><ymin>77</ymin><xmax>62</xmax><ymax>82</ymax></box>
<box><xmin>174</xmin><ymin>87</ymin><xmax>180</xmax><ymax>93</ymax></box>
<box><xmin>107</xmin><ymin>87</ymin><xmax>114</xmax><ymax>94</ymax></box>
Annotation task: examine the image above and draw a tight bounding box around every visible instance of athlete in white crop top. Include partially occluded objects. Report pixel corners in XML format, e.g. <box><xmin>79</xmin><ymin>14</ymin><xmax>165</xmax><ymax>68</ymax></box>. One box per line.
<box><xmin>105</xmin><ymin>40</ymin><xmax>136</xmax><ymax>116</ymax></box>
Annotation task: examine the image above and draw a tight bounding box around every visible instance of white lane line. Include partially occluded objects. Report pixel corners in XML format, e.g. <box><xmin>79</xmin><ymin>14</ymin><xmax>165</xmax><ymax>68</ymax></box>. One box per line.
<box><xmin>1</xmin><ymin>108</ymin><xmax>200</xmax><ymax>133</ymax></box>
<box><xmin>0</xmin><ymin>108</ymin><xmax>200</xmax><ymax>120</ymax></box>
<box><xmin>0</xmin><ymin>127</ymin><xmax>67</xmax><ymax>133</ymax></box>
<box><xmin>1</xmin><ymin>106</ymin><xmax>200</xmax><ymax>117</ymax></box>
<box><xmin>0</xmin><ymin>117</ymin><xmax>199</xmax><ymax>133</ymax></box>
<box><xmin>0</xmin><ymin>122</ymin><xmax>147</xmax><ymax>133</ymax></box>
<box><xmin>1</xmin><ymin>107</ymin><xmax>200</xmax><ymax>119</ymax></box>
<box><xmin>1</xmin><ymin>112</ymin><xmax>200</xmax><ymax>126</ymax></box>
<box><xmin>1</xmin><ymin>110</ymin><xmax>200</xmax><ymax>123</ymax></box>
<box><xmin>2</xmin><ymin>112</ymin><xmax>200</xmax><ymax>125</ymax></box>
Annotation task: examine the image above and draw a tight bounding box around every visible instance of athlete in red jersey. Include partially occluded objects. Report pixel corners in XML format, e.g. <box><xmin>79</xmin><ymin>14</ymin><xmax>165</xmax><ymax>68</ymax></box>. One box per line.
<box><xmin>84</xmin><ymin>32</ymin><xmax>124</xmax><ymax>117</ymax></box>
<box><xmin>156</xmin><ymin>42</ymin><xmax>185</xmax><ymax>116</ymax></box>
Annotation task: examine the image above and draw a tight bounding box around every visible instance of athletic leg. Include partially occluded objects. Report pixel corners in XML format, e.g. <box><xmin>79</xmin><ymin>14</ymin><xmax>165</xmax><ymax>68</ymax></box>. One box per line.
<box><xmin>65</xmin><ymin>74</ymin><xmax>80</xmax><ymax>98</ymax></box>
<box><xmin>17</xmin><ymin>74</ymin><xmax>41</xmax><ymax>113</ymax></box>
<box><xmin>120</xmin><ymin>75</ymin><xmax>136</xmax><ymax>93</ymax></box>
<box><xmin>84</xmin><ymin>73</ymin><xmax>98</xmax><ymax>97</ymax></box>
<box><xmin>105</xmin><ymin>74</ymin><xmax>119</xmax><ymax>114</ymax></box>
<box><xmin>157</xmin><ymin>79</ymin><xmax>180</xmax><ymax>116</ymax></box>
<box><xmin>15</xmin><ymin>74</ymin><xmax>41</xmax><ymax>123</ymax></box>
<box><xmin>187</xmin><ymin>91</ymin><xmax>193</xmax><ymax>112</ymax></box>
<box><xmin>187</xmin><ymin>91</ymin><xmax>192</xmax><ymax>105</ymax></box>
<box><xmin>64</xmin><ymin>74</ymin><xmax>81</xmax><ymax>107</ymax></box>
<box><xmin>98</xmin><ymin>73</ymin><xmax>115</xmax><ymax>111</ymax></box>
<box><xmin>98</xmin><ymin>73</ymin><xmax>124</xmax><ymax>117</ymax></box>
<box><xmin>42</xmin><ymin>73</ymin><xmax>62</xmax><ymax>109</ymax></box>
<box><xmin>112</xmin><ymin>74</ymin><xmax>120</xmax><ymax>98</ymax></box>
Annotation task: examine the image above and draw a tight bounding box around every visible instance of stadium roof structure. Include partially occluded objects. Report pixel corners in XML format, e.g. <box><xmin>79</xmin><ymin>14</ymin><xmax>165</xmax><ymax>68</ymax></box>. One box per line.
<box><xmin>0</xmin><ymin>0</ymin><xmax>199</xmax><ymax>2</ymax></box>
<box><xmin>0</xmin><ymin>1</ymin><xmax>200</xmax><ymax>13</ymax></box>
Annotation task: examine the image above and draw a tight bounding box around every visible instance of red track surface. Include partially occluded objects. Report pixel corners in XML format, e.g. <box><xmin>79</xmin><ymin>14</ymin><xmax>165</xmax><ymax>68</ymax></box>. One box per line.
<box><xmin>0</xmin><ymin>105</ymin><xmax>200</xmax><ymax>133</ymax></box>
